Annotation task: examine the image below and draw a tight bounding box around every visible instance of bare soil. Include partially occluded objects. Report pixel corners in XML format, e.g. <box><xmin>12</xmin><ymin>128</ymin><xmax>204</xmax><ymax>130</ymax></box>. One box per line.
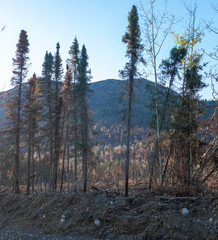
<box><xmin>0</xmin><ymin>189</ymin><xmax>217</xmax><ymax>239</ymax></box>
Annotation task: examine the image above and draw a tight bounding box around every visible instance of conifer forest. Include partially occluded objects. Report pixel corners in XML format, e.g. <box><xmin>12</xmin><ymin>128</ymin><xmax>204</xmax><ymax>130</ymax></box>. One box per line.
<box><xmin>0</xmin><ymin>1</ymin><xmax>217</xmax><ymax>239</ymax></box>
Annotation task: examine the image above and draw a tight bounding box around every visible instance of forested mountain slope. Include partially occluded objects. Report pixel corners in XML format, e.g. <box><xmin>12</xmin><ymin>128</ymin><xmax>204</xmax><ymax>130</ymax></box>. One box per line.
<box><xmin>89</xmin><ymin>78</ymin><xmax>154</xmax><ymax>127</ymax></box>
<box><xmin>0</xmin><ymin>78</ymin><xmax>214</xmax><ymax>130</ymax></box>
<box><xmin>0</xmin><ymin>78</ymin><xmax>154</xmax><ymax>128</ymax></box>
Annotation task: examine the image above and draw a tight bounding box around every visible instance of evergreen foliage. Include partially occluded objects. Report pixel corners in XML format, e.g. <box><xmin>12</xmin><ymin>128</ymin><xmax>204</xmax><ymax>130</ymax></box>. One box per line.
<box><xmin>11</xmin><ymin>30</ymin><xmax>29</xmax><ymax>86</ymax></box>
<box><xmin>68</xmin><ymin>37</ymin><xmax>80</xmax><ymax>82</ymax></box>
<box><xmin>67</xmin><ymin>37</ymin><xmax>80</xmax><ymax>192</ymax></box>
<box><xmin>40</xmin><ymin>51</ymin><xmax>55</xmax><ymax>192</ymax></box>
<box><xmin>7</xmin><ymin>30</ymin><xmax>30</xmax><ymax>194</ymax></box>
<box><xmin>77</xmin><ymin>45</ymin><xmax>92</xmax><ymax>192</ymax></box>
<box><xmin>24</xmin><ymin>73</ymin><xmax>40</xmax><ymax>194</ymax></box>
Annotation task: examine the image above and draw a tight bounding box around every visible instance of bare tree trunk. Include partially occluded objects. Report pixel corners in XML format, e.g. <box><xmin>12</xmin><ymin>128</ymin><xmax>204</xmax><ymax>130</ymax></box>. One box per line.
<box><xmin>60</xmin><ymin>128</ymin><xmax>67</xmax><ymax>193</ymax></box>
<box><xmin>14</xmin><ymin>81</ymin><xmax>22</xmax><ymax>194</ymax></box>
<box><xmin>188</xmin><ymin>96</ymin><xmax>193</xmax><ymax>185</ymax></box>
<box><xmin>83</xmin><ymin>104</ymin><xmax>88</xmax><ymax>193</ymax></box>
<box><xmin>74</xmin><ymin>104</ymin><xmax>78</xmax><ymax>192</ymax></box>
<box><xmin>66</xmin><ymin>126</ymin><xmax>70</xmax><ymax>193</ymax></box>
<box><xmin>37</xmin><ymin>146</ymin><xmax>43</xmax><ymax>192</ymax></box>
<box><xmin>83</xmin><ymin>149</ymin><xmax>88</xmax><ymax>192</ymax></box>
<box><xmin>26</xmin><ymin>133</ymin><xmax>31</xmax><ymax>195</ymax></box>
<box><xmin>53</xmin><ymin>98</ymin><xmax>62</xmax><ymax>192</ymax></box>
<box><xmin>49</xmin><ymin>126</ymin><xmax>53</xmax><ymax>192</ymax></box>
<box><xmin>150</xmin><ymin>2</ymin><xmax>163</xmax><ymax>192</ymax></box>
<box><xmin>125</xmin><ymin>69</ymin><xmax>134</xmax><ymax>197</ymax></box>
<box><xmin>31</xmin><ymin>145</ymin><xmax>35</xmax><ymax>193</ymax></box>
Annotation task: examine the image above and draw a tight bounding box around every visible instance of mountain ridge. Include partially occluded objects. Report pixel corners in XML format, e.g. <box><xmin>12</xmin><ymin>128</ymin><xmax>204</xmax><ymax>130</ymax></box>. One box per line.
<box><xmin>0</xmin><ymin>78</ymin><xmax>155</xmax><ymax>129</ymax></box>
<box><xmin>0</xmin><ymin>78</ymin><xmax>214</xmax><ymax>130</ymax></box>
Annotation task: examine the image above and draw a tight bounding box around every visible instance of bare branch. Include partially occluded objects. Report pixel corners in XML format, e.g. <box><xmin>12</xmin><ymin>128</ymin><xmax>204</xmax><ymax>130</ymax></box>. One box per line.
<box><xmin>154</xmin><ymin>5</ymin><xmax>167</xmax><ymax>41</ymax></box>
<box><xmin>211</xmin><ymin>3</ymin><xmax>218</xmax><ymax>13</ymax></box>
<box><xmin>202</xmin><ymin>48</ymin><xmax>218</xmax><ymax>61</ymax></box>
<box><xmin>205</xmin><ymin>20</ymin><xmax>218</xmax><ymax>35</ymax></box>
<box><xmin>155</xmin><ymin>18</ymin><xmax>175</xmax><ymax>57</ymax></box>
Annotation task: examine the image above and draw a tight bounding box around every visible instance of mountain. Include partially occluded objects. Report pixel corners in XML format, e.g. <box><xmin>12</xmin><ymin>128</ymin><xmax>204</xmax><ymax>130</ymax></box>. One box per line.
<box><xmin>89</xmin><ymin>78</ymin><xmax>154</xmax><ymax>127</ymax></box>
<box><xmin>0</xmin><ymin>78</ymin><xmax>154</xmax><ymax>129</ymax></box>
<box><xmin>1</xmin><ymin>78</ymin><xmax>215</xmax><ymax>131</ymax></box>
<box><xmin>0</xmin><ymin>78</ymin><xmax>216</xmax><ymax>147</ymax></box>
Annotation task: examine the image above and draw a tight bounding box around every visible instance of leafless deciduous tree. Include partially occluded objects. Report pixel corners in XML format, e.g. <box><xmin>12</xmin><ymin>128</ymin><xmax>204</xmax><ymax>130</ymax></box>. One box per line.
<box><xmin>140</xmin><ymin>0</ymin><xmax>176</xmax><ymax>192</ymax></box>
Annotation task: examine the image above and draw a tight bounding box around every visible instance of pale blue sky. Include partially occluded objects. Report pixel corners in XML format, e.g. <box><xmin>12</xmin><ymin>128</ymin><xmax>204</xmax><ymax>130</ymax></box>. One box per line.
<box><xmin>0</xmin><ymin>0</ymin><xmax>217</xmax><ymax>99</ymax></box>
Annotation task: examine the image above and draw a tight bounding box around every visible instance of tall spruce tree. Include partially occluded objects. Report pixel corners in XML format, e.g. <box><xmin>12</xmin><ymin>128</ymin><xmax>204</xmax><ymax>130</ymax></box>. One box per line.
<box><xmin>60</xmin><ymin>64</ymin><xmax>73</xmax><ymax>192</ymax></box>
<box><xmin>68</xmin><ymin>37</ymin><xmax>80</xmax><ymax>82</ymax></box>
<box><xmin>24</xmin><ymin>73</ymin><xmax>39</xmax><ymax>195</ymax></box>
<box><xmin>40</xmin><ymin>51</ymin><xmax>54</xmax><ymax>192</ymax></box>
<box><xmin>68</xmin><ymin>37</ymin><xmax>80</xmax><ymax>192</ymax></box>
<box><xmin>9</xmin><ymin>30</ymin><xmax>29</xmax><ymax>194</ymax></box>
<box><xmin>120</xmin><ymin>5</ymin><xmax>143</xmax><ymax>197</ymax></box>
<box><xmin>53</xmin><ymin>42</ymin><xmax>63</xmax><ymax>192</ymax></box>
<box><xmin>77</xmin><ymin>45</ymin><xmax>92</xmax><ymax>193</ymax></box>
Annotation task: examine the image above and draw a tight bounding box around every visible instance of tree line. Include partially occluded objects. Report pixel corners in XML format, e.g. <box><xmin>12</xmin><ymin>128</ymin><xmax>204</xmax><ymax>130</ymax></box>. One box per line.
<box><xmin>2</xmin><ymin>31</ymin><xmax>92</xmax><ymax>194</ymax></box>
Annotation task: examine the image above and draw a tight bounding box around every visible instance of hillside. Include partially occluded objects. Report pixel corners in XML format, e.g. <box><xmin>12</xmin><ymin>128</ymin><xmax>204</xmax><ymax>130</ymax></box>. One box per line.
<box><xmin>0</xmin><ymin>78</ymin><xmax>215</xmax><ymax>132</ymax></box>
<box><xmin>89</xmin><ymin>78</ymin><xmax>154</xmax><ymax>127</ymax></box>
<box><xmin>0</xmin><ymin>79</ymin><xmax>154</xmax><ymax>129</ymax></box>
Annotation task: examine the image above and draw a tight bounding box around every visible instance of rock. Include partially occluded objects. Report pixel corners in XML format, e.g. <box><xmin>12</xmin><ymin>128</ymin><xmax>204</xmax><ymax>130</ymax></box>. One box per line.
<box><xmin>60</xmin><ymin>214</ymin><xmax>65</xmax><ymax>223</ymax></box>
<box><xmin>181</xmin><ymin>208</ymin><xmax>189</xmax><ymax>215</ymax></box>
<box><xmin>94</xmin><ymin>219</ymin><xmax>100</xmax><ymax>225</ymax></box>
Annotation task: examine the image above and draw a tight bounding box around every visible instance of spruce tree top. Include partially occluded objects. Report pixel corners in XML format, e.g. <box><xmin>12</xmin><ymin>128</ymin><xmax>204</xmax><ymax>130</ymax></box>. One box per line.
<box><xmin>122</xmin><ymin>5</ymin><xmax>142</xmax><ymax>59</ymax></box>
<box><xmin>78</xmin><ymin>45</ymin><xmax>89</xmax><ymax>79</ymax></box>
<box><xmin>11</xmin><ymin>30</ymin><xmax>29</xmax><ymax>86</ymax></box>
<box><xmin>54</xmin><ymin>42</ymin><xmax>63</xmax><ymax>82</ymax></box>
<box><xmin>42</xmin><ymin>51</ymin><xmax>54</xmax><ymax>80</ymax></box>
<box><xmin>77</xmin><ymin>45</ymin><xmax>91</xmax><ymax>93</ymax></box>
<box><xmin>68</xmin><ymin>37</ymin><xmax>80</xmax><ymax>67</ymax></box>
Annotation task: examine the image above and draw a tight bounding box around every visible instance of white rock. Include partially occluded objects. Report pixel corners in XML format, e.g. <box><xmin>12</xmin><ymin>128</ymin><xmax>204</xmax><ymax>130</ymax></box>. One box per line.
<box><xmin>181</xmin><ymin>208</ymin><xmax>189</xmax><ymax>215</ymax></box>
<box><xmin>60</xmin><ymin>215</ymin><xmax>65</xmax><ymax>223</ymax></box>
<box><xmin>94</xmin><ymin>219</ymin><xmax>100</xmax><ymax>225</ymax></box>
<box><xmin>209</xmin><ymin>218</ymin><xmax>213</xmax><ymax>223</ymax></box>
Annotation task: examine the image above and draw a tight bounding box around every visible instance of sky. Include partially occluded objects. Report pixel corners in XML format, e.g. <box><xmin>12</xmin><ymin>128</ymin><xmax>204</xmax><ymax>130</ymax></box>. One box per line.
<box><xmin>0</xmin><ymin>0</ymin><xmax>217</xmax><ymax>100</ymax></box>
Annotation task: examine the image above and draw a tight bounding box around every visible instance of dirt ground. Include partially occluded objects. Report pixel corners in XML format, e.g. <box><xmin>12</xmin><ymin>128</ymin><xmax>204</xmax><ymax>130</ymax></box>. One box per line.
<box><xmin>0</xmin><ymin>189</ymin><xmax>217</xmax><ymax>240</ymax></box>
